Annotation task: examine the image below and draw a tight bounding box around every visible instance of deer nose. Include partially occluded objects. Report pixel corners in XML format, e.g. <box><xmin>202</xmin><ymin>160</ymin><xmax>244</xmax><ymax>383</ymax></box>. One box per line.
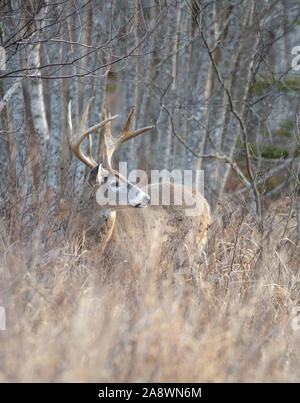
<box><xmin>143</xmin><ymin>193</ymin><xmax>150</xmax><ymax>205</ymax></box>
<box><xmin>133</xmin><ymin>193</ymin><xmax>150</xmax><ymax>208</ymax></box>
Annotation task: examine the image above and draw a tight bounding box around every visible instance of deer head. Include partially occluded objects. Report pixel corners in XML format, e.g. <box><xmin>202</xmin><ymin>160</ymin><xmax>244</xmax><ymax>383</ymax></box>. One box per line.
<box><xmin>67</xmin><ymin>97</ymin><xmax>154</xmax><ymax>209</ymax></box>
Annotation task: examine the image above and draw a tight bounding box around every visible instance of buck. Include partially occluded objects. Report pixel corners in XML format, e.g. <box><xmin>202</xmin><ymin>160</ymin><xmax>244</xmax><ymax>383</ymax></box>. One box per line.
<box><xmin>67</xmin><ymin>98</ymin><xmax>210</xmax><ymax>274</ymax></box>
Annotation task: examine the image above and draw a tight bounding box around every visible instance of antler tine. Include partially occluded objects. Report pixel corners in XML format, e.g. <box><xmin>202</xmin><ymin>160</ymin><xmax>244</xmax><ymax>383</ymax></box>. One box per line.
<box><xmin>81</xmin><ymin>97</ymin><xmax>97</xmax><ymax>166</ymax></box>
<box><xmin>79</xmin><ymin>96</ymin><xmax>94</xmax><ymax>132</ymax></box>
<box><xmin>121</xmin><ymin>107</ymin><xmax>135</xmax><ymax>136</ymax></box>
<box><xmin>87</xmin><ymin>135</ymin><xmax>97</xmax><ymax>166</ymax></box>
<box><xmin>99</xmin><ymin>104</ymin><xmax>155</xmax><ymax>168</ymax></box>
<box><xmin>119</xmin><ymin>125</ymin><xmax>155</xmax><ymax>144</ymax></box>
<box><xmin>113</xmin><ymin>107</ymin><xmax>155</xmax><ymax>150</ymax></box>
<box><xmin>102</xmin><ymin>102</ymin><xmax>113</xmax><ymax>138</ymax></box>
<box><xmin>67</xmin><ymin>98</ymin><xmax>118</xmax><ymax>169</ymax></box>
<box><xmin>102</xmin><ymin>102</ymin><xmax>108</xmax><ymax>120</ymax></box>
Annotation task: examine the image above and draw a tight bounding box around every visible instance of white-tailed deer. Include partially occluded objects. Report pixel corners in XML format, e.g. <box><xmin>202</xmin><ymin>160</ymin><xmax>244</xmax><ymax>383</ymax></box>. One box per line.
<box><xmin>68</xmin><ymin>98</ymin><xmax>210</xmax><ymax>274</ymax></box>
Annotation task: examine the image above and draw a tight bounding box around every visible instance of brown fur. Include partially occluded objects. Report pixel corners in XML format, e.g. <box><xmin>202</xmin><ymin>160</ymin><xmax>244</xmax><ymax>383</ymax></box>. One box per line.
<box><xmin>73</xmin><ymin>182</ymin><xmax>210</xmax><ymax>275</ymax></box>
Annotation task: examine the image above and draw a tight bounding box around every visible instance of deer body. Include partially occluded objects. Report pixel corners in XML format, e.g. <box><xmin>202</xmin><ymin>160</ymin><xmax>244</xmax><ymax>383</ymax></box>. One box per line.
<box><xmin>72</xmin><ymin>181</ymin><xmax>210</xmax><ymax>273</ymax></box>
<box><xmin>67</xmin><ymin>98</ymin><xmax>210</xmax><ymax>273</ymax></box>
<box><xmin>110</xmin><ymin>182</ymin><xmax>210</xmax><ymax>273</ymax></box>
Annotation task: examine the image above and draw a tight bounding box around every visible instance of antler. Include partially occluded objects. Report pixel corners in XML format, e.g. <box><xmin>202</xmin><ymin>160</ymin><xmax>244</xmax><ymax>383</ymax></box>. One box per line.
<box><xmin>67</xmin><ymin>97</ymin><xmax>118</xmax><ymax>168</ymax></box>
<box><xmin>102</xmin><ymin>103</ymin><xmax>155</xmax><ymax>168</ymax></box>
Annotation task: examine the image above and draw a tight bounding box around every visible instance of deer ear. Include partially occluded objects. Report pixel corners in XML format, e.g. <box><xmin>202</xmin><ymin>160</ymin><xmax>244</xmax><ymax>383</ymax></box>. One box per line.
<box><xmin>88</xmin><ymin>164</ymin><xmax>109</xmax><ymax>187</ymax></box>
<box><xmin>87</xmin><ymin>164</ymin><xmax>100</xmax><ymax>187</ymax></box>
<box><xmin>97</xmin><ymin>164</ymin><xmax>110</xmax><ymax>184</ymax></box>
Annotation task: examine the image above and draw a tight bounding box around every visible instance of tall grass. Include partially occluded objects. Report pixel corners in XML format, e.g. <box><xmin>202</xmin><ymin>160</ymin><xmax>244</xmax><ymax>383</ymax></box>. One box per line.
<box><xmin>0</xmin><ymin>183</ymin><xmax>300</xmax><ymax>382</ymax></box>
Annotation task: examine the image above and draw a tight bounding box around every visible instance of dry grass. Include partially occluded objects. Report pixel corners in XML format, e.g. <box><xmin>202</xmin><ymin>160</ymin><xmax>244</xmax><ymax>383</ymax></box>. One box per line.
<box><xmin>0</xmin><ymin>191</ymin><xmax>300</xmax><ymax>382</ymax></box>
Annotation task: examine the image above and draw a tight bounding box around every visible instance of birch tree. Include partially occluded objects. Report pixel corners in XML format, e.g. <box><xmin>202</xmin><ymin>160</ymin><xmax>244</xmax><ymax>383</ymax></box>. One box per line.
<box><xmin>1</xmin><ymin>0</ymin><xmax>299</xmax><ymax>214</ymax></box>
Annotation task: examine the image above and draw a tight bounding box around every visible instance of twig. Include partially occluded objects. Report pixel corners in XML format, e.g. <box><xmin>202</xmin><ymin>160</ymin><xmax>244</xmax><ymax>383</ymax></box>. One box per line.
<box><xmin>189</xmin><ymin>2</ymin><xmax>262</xmax><ymax>215</ymax></box>
<box><xmin>162</xmin><ymin>104</ymin><xmax>251</xmax><ymax>189</ymax></box>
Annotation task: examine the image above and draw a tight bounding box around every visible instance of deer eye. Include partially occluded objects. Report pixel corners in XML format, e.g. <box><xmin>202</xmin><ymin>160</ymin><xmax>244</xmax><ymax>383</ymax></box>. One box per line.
<box><xmin>110</xmin><ymin>179</ymin><xmax>120</xmax><ymax>188</ymax></box>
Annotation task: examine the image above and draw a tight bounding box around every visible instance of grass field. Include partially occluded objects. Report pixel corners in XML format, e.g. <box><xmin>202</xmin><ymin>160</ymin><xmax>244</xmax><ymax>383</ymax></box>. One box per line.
<box><xmin>0</xmin><ymin>194</ymin><xmax>300</xmax><ymax>382</ymax></box>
